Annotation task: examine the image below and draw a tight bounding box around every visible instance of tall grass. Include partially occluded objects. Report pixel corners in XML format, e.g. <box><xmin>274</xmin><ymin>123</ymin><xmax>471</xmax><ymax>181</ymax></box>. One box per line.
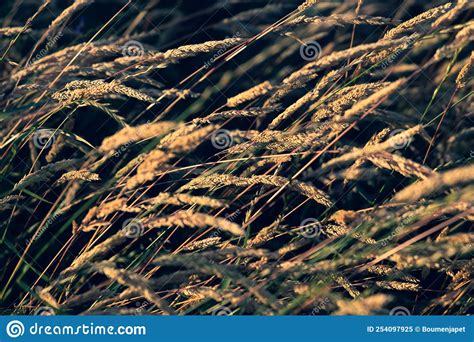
<box><xmin>0</xmin><ymin>0</ymin><xmax>472</xmax><ymax>315</ymax></box>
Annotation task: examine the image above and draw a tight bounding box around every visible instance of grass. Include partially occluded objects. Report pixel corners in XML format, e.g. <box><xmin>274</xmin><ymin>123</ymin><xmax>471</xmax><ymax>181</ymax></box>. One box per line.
<box><xmin>0</xmin><ymin>0</ymin><xmax>472</xmax><ymax>315</ymax></box>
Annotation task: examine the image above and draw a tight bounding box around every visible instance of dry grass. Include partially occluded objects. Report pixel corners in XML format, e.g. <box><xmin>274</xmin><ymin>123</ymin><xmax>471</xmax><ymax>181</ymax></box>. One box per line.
<box><xmin>0</xmin><ymin>0</ymin><xmax>472</xmax><ymax>316</ymax></box>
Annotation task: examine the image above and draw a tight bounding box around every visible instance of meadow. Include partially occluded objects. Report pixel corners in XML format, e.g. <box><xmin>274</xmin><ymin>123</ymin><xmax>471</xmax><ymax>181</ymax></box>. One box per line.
<box><xmin>0</xmin><ymin>0</ymin><xmax>472</xmax><ymax>315</ymax></box>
